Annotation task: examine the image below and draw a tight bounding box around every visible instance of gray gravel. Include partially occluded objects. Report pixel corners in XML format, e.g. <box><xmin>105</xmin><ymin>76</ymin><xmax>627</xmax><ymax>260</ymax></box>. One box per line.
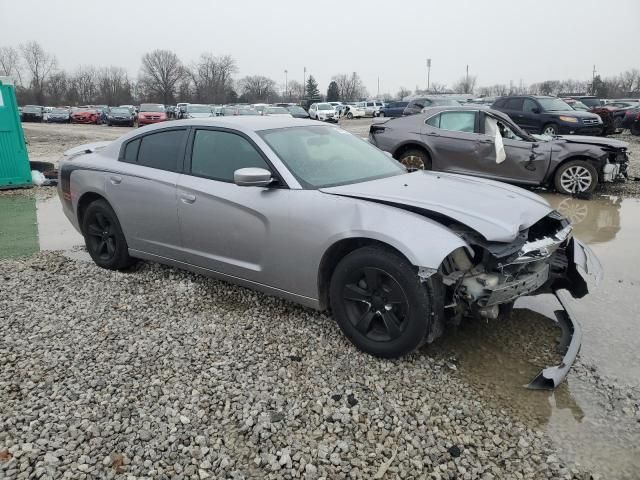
<box><xmin>0</xmin><ymin>252</ymin><xmax>596</xmax><ymax>480</ymax></box>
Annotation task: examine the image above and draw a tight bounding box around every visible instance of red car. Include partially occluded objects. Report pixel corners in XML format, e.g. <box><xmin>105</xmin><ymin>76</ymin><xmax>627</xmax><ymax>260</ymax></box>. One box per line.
<box><xmin>70</xmin><ymin>108</ymin><xmax>99</xmax><ymax>124</ymax></box>
<box><xmin>564</xmin><ymin>97</ymin><xmax>621</xmax><ymax>135</ymax></box>
<box><xmin>137</xmin><ymin>104</ymin><xmax>168</xmax><ymax>126</ymax></box>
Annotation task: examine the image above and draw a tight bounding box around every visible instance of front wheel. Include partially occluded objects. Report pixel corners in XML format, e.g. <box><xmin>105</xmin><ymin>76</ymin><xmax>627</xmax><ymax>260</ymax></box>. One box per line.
<box><xmin>329</xmin><ymin>246</ymin><xmax>434</xmax><ymax>358</ymax></box>
<box><xmin>554</xmin><ymin>160</ymin><xmax>598</xmax><ymax>195</ymax></box>
<box><xmin>82</xmin><ymin>200</ymin><xmax>134</xmax><ymax>270</ymax></box>
<box><xmin>347</xmin><ymin>112</ymin><xmax>353</xmax><ymax>119</ymax></box>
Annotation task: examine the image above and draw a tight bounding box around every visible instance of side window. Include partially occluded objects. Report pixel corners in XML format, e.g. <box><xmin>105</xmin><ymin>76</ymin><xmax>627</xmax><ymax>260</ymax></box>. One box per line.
<box><xmin>523</xmin><ymin>99</ymin><xmax>538</xmax><ymax>113</ymax></box>
<box><xmin>367</xmin><ymin>102</ymin><xmax>374</xmax><ymax>107</ymax></box>
<box><xmin>190</xmin><ymin>130</ymin><xmax>270</xmax><ymax>182</ymax></box>
<box><xmin>135</xmin><ymin>130</ymin><xmax>186</xmax><ymax>172</ymax></box>
<box><xmin>439</xmin><ymin>111</ymin><xmax>477</xmax><ymax>133</ymax></box>
<box><xmin>123</xmin><ymin>138</ymin><xmax>140</xmax><ymax>162</ymax></box>
<box><xmin>504</xmin><ymin>98</ymin><xmax>524</xmax><ymax>111</ymax></box>
<box><xmin>426</xmin><ymin>113</ymin><xmax>440</xmax><ymax>128</ymax></box>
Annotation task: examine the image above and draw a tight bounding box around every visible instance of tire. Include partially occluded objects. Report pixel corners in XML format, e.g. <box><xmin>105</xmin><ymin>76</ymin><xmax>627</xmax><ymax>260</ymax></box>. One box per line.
<box><xmin>108</xmin><ymin>121</ymin><xmax>112</xmax><ymax>127</ymax></box>
<box><xmin>398</xmin><ymin>148</ymin><xmax>432</xmax><ymax>171</ymax></box>
<box><xmin>329</xmin><ymin>246</ymin><xmax>433</xmax><ymax>358</ymax></box>
<box><xmin>553</xmin><ymin>160</ymin><xmax>598</xmax><ymax>195</ymax></box>
<box><xmin>631</xmin><ymin>123</ymin><xmax>640</xmax><ymax>136</ymax></box>
<box><xmin>613</xmin><ymin>117</ymin><xmax>623</xmax><ymax>132</ymax></box>
<box><xmin>81</xmin><ymin>199</ymin><xmax>134</xmax><ymax>270</ymax></box>
<box><xmin>542</xmin><ymin>123</ymin><xmax>558</xmax><ymax>136</ymax></box>
<box><xmin>347</xmin><ymin>112</ymin><xmax>353</xmax><ymax>120</ymax></box>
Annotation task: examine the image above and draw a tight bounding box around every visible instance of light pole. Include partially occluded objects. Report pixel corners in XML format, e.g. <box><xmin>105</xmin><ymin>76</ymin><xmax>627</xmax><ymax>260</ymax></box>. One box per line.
<box><xmin>303</xmin><ymin>67</ymin><xmax>307</xmax><ymax>103</ymax></box>
<box><xmin>284</xmin><ymin>69</ymin><xmax>288</xmax><ymax>102</ymax></box>
<box><xmin>426</xmin><ymin>58</ymin><xmax>431</xmax><ymax>92</ymax></box>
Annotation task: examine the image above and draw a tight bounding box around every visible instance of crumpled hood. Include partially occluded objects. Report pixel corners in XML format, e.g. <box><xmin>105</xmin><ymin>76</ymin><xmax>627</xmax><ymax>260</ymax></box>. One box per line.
<box><xmin>320</xmin><ymin>171</ymin><xmax>553</xmax><ymax>242</ymax></box>
<box><xmin>554</xmin><ymin>135</ymin><xmax>628</xmax><ymax>149</ymax></box>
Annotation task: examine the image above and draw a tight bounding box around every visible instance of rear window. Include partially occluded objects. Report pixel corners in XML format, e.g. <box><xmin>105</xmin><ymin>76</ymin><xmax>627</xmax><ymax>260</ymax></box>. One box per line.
<box><xmin>122</xmin><ymin>129</ymin><xmax>186</xmax><ymax>172</ymax></box>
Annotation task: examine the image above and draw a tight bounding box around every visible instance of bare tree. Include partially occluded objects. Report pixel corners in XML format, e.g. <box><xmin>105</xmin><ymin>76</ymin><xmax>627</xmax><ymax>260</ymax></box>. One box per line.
<box><xmin>187</xmin><ymin>53</ymin><xmax>237</xmax><ymax>103</ymax></box>
<box><xmin>238</xmin><ymin>75</ymin><xmax>277</xmax><ymax>103</ymax></box>
<box><xmin>331</xmin><ymin>72</ymin><xmax>367</xmax><ymax>101</ymax></box>
<box><xmin>452</xmin><ymin>75</ymin><xmax>477</xmax><ymax>94</ymax></box>
<box><xmin>396</xmin><ymin>86</ymin><xmax>411</xmax><ymax>100</ymax></box>
<box><xmin>287</xmin><ymin>80</ymin><xmax>304</xmax><ymax>102</ymax></box>
<box><xmin>0</xmin><ymin>46</ymin><xmax>23</xmax><ymax>85</ymax></box>
<box><xmin>138</xmin><ymin>49</ymin><xmax>184</xmax><ymax>104</ymax></box>
<box><xmin>20</xmin><ymin>41</ymin><xmax>57</xmax><ymax>104</ymax></box>
<box><xmin>46</xmin><ymin>71</ymin><xmax>68</xmax><ymax>103</ymax></box>
<box><xmin>96</xmin><ymin>67</ymin><xmax>133</xmax><ymax>106</ymax></box>
<box><xmin>67</xmin><ymin>67</ymin><xmax>98</xmax><ymax>105</ymax></box>
<box><xmin>427</xmin><ymin>82</ymin><xmax>448</xmax><ymax>94</ymax></box>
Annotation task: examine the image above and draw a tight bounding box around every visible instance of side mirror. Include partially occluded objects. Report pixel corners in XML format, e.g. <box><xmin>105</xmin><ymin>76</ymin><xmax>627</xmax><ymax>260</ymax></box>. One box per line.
<box><xmin>532</xmin><ymin>108</ymin><xmax>540</xmax><ymax>114</ymax></box>
<box><xmin>234</xmin><ymin>167</ymin><xmax>274</xmax><ymax>187</ymax></box>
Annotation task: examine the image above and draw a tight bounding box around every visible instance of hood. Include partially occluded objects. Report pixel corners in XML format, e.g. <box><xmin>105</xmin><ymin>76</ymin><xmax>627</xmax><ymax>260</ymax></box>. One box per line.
<box><xmin>320</xmin><ymin>171</ymin><xmax>552</xmax><ymax>242</ymax></box>
<box><xmin>187</xmin><ymin>112</ymin><xmax>213</xmax><ymax>118</ymax></box>
<box><xmin>548</xmin><ymin>110</ymin><xmax>599</xmax><ymax>120</ymax></box>
<box><xmin>139</xmin><ymin>111</ymin><xmax>166</xmax><ymax>116</ymax></box>
<box><xmin>554</xmin><ymin>135</ymin><xmax>628</xmax><ymax>149</ymax></box>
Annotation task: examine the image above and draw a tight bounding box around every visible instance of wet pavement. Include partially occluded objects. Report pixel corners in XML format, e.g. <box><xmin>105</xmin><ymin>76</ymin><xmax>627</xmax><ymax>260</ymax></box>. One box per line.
<box><xmin>1</xmin><ymin>184</ymin><xmax>639</xmax><ymax>478</ymax></box>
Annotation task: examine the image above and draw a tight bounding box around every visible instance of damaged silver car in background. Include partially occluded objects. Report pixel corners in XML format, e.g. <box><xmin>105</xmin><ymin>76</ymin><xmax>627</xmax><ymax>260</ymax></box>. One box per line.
<box><xmin>369</xmin><ymin>106</ymin><xmax>630</xmax><ymax>195</ymax></box>
<box><xmin>58</xmin><ymin>117</ymin><xmax>602</xmax><ymax>389</ymax></box>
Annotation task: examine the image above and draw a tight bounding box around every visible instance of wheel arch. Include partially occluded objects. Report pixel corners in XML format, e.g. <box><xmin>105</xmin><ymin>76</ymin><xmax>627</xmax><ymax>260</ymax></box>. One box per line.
<box><xmin>392</xmin><ymin>142</ymin><xmax>433</xmax><ymax>162</ymax></box>
<box><xmin>76</xmin><ymin>192</ymin><xmax>109</xmax><ymax>232</ymax></box>
<box><xmin>551</xmin><ymin>155</ymin><xmax>603</xmax><ymax>183</ymax></box>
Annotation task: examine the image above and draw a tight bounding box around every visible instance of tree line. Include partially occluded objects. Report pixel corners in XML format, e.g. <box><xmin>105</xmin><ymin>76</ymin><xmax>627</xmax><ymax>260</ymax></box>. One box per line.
<box><xmin>1</xmin><ymin>41</ymin><xmax>638</xmax><ymax>106</ymax></box>
<box><xmin>0</xmin><ymin>42</ymin><xmax>369</xmax><ymax>106</ymax></box>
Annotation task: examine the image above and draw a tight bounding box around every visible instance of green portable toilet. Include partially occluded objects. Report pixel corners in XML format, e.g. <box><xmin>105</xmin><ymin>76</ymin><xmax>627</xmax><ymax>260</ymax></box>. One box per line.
<box><xmin>0</xmin><ymin>76</ymin><xmax>31</xmax><ymax>189</ymax></box>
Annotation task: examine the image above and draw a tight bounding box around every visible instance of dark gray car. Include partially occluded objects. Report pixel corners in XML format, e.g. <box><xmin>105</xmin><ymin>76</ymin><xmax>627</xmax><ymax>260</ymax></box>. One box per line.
<box><xmin>369</xmin><ymin>106</ymin><xmax>629</xmax><ymax>195</ymax></box>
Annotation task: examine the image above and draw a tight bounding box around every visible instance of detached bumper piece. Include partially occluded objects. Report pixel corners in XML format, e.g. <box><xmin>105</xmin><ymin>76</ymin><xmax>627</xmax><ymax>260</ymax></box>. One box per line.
<box><xmin>526</xmin><ymin>289</ymin><xmax>582</xmax><ymax>390</ymax></box>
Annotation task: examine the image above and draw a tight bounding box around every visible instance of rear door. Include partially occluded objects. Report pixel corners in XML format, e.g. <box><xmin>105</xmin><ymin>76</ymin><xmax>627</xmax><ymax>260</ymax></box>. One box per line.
<box><xmin>520</xmin><ymin>98</ymin><xmax>542</xmax><ymax>133</ymax></box>
<box><xmin>108</xmin><ymin>127</ymin><xmax>187</xmax><ymax>259</ymax></box>
<box><xmin>421</xmin><ymin>110</ymin><xmax>495</xmax><ymax>175</ymax></box>
<box><xmin>177</xmin><ymin>127</ymin><xmax>292</xmax><ymax>286</ymax></box>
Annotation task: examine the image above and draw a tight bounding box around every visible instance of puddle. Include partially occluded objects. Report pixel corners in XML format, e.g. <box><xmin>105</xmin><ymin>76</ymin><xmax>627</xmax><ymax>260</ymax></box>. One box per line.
<box><xmin>0</xmin><ymin>194</ymin><xmax>85</xmax><ymax>260</ymax></box>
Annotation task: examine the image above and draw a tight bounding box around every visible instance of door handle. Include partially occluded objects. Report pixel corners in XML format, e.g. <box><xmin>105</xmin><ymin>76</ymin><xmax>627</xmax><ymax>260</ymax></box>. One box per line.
<box><xmin>424</xmin><ymin>132</ymin><xmax>440</xmax><ymax>136</ymax></box>
<box><xmin>110</xmin><ymin>175</ymin><xmax>122</xmax><ymax>185</ymax></box>
<box><xmin>180</xmin><ymin>193</ymin><xmax>196</xmax><ymax>204</ymax></box>
<box><xmin>479</xmin><ymin>139</ymin><xmax>494</xmax><ymax>144</ymax></box>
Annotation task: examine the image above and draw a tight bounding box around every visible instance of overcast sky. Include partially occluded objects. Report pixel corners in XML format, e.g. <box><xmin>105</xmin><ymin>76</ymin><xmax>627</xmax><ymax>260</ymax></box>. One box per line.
<box><xmin>2</xmin><ymin>0</ymin><xmax>638</xmax><ymax>96</ymax></box>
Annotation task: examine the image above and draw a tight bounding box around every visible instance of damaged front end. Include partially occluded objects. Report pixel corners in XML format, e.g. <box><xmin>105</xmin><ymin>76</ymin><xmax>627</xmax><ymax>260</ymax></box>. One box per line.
<box><xmin>429</xmin><ymin>210</ymin><xmax>602</xmax><ymax>389</ymax></box>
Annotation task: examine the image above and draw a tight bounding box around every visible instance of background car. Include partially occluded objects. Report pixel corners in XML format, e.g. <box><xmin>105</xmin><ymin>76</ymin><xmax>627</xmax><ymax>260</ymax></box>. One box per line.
<box><xmin>20</xmin><ymin>105</ymin><xmax>44</xmax><ymax>122</ymax></box>
<box><xmin>107</xmin><ymin>107</ymin><xmax>135</xmax><ymax>127</ymax></box>
<box><xmin>621</xmin><ymin>106</ymin><xmax>640</xmax><ymax>135</ymax></box>
<box><xmin>286</xmin><ymin>105</ymin><xmax>310</xmax><ymax>118</ymax></box>
<box><xmin>492</xmin><ymin>95</ymin><xmax>603</xmax><ymax>136</ymax></box>
<box><xmin>70</xmin><ymin>108</ymin><xmax>99</xmax><ymax>124</ymax></box>
<box><xmin>378</xmin><ymin>101</ymin><xmax>409</xmax><ymax>117</ymax></box>
<box><xmin>264</xmin><ymin>106</ymin><xmax>293</xmax><ymax>117</ymax></box>
<box><xmin>565</xmin><ymin>97</ymin><xmax>624</xmax><ymax>135</ymax></box>
<box><xmin>47</xmin><ymin>107</ymin><xmax>71</xmax><ymax>123</ymax></box>
<box><xmin>369</xmin><ymin>106</ymin><xmax>629</xmax><ymax>195</ymax></box>
<box><xmin>342</xmin><ymin>103</ymin><xmax>366</xmax><ymax>119</ymax></box>
<box><xmin>308</xmin><ymin>103</ymin><xmax>337</xmax><ymax>122</ymax></box>
<box><xmin>184</xmin><ymin>104</ymin><xmax>215</xmax><ymax>118</ymax></box>
<box><xmin>403</xmin><ymin>97</ymin><xmax>461</xmax><ymax>116</ymax></box>
<box><xmin>366</xmin><ymin>100</ymin><xmax>384</xmax><ymax>117</ymax></box>
<box><xmin>137</xmin><ymin>104</ymin><xmax>168</xmax><ymax>126</ymax></box>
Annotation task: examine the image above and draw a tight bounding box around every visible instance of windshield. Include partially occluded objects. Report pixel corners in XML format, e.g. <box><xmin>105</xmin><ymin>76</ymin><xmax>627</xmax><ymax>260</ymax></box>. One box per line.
<box><xmin>538</xmin><ymin>98</ymin><xmax>572</xmax><ymax>112</ymax></box>
<box><xmin>431</xmin><ymin>98</ymin><xmax>461</xmax><ymax>106</ymax></box>
<box><xmin>110</xmin><ymin>107</ymin><xmax>130</xmax><ymax>114</ymax></box>
<box><xmin>139</xmin><ymin>104</ymin><xmax>165</xmax><ymax>112</ymax></box>
<box><xmin>317</xmin><ymin>104</ymin><xmax>332</xmax><ymax>110</ymax></box>
<box><xmin>23</xmin><ymin>106</ymin><xmax>42</xmax><ymax>113</ymax></box>
<box><xmin>288</xmin><ymin>106</ymin><xmax>306</xmax><ymax>114</ymax></box>
<box><xmin>239</xmin><ymin>108</ymin><xmax>259</xmax><ymax>115</ymax></box>
<box><xmin>51</xmin><ymin>108</ymin><xmax>68</xmax><ymax>114</ymax></box>
<box><xmin>187</xmin><ymin>105</ymin><xmax>212</xmax><ymax>113</ymax></box>
<box><xmin>260</xmin><ymin>126</ymin><xmax>405</xmax><ymax>188</ymax></box>
<box><xmin>266</xmin><ymin>107</ymin><xmax>289</xmax><ymax>114</ymax></box>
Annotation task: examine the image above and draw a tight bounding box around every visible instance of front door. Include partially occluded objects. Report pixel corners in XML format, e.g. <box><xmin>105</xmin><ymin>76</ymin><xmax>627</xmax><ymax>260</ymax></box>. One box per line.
<box><xmin>177</xmin><ymin>128</ymin><xmax>292</xmax><ymax>286</ymax></box>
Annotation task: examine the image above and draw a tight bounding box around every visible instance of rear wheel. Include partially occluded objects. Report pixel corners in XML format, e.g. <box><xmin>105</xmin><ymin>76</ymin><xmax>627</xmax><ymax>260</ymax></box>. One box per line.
<box><xmin>631</xmin><ymin>123</ymin><xmax>640</xmax><ymax>136</ymax></box>
<box><xmin>542</xmin><ymin>123</ymin><xmax>558</xmax><ymax>136</ymax></box>
<box><xmin>554</xmin><ymin>160</ymin><xmax>598</xmax><ymax>195</ymax></box>
<box><xmin>347</xmin><ymin>112</ymin><xmax>353</xmax><ymax>119</ymax></box>
<box><xmin>82</xmin><ymin>200</ymin><xmax>134</xmax><ymax>270</ymax></box>
<box><xmin>329</xmin><ymin>246</ymin><xmax>433</xmax><ymax>358</ymax></box>
<box><xmin>398</xmin><ymin>148</ymin><xmax>432</xmax><ymax>171</ymax></box>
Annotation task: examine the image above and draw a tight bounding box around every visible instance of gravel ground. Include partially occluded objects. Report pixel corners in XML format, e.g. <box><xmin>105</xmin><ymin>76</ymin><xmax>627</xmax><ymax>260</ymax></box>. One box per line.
<box><xmin>0</xmin><ymin>253</ymin><xmax>596</xmax><ymax>480</ymax></box>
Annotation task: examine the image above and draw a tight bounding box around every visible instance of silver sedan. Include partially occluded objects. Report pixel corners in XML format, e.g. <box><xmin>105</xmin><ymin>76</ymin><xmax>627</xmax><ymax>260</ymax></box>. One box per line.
<box><xmin>58</xmin><ymin>117</ymin><xmax>600</xmax><ymax>383</ymax></box>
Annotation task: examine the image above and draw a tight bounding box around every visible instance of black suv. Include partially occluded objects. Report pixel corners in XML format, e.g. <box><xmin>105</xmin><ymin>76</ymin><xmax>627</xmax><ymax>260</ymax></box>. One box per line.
<box><xmin>491</xmin><ymin>95</ymin><xmax>603</xmax><ymax>136</ymax></box>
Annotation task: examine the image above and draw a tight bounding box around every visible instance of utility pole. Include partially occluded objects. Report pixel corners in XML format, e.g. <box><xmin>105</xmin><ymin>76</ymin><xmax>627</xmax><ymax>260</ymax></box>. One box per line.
<box><xmin>303</xmin><ymin>67</ymin><xmax>307</xmax><ymax>103</ymax></box>
<box><xmin>377</xmin><ymin>77</ymin><xmax>380</xmax><ymax>99</ymax></box>
<box><xmin>284</xmin><ymin>69</ymin><xmax>288</xmax><ymax>102</ymax></box>
<box><xmin>426</xmin><ymin>58</ymin><xmax>431</xmax><ymax>91</ymax></box>
<box><xmin>592</xmin><ymin>64</ymin><xmax>596</xmax><ymax>94</ymax></box>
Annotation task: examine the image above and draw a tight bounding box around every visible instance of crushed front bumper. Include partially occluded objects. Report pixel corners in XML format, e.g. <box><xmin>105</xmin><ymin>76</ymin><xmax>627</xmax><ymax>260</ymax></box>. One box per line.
<box><xmin>524</xmin><ymin>239</ymin><xmax>602</xmax><ymax>389</ymax></box>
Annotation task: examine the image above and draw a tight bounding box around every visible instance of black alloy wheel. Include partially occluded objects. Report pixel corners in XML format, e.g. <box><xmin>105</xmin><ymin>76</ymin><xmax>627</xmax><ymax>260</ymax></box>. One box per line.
<box><xmin>82</xmin><ymin>200</ymin><xmax>133</xmax><ymax>270</ymax></box>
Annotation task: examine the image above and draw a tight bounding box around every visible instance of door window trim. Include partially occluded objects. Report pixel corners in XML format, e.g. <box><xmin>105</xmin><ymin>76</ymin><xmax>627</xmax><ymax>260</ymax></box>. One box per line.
<box><xmin>118</xmin><ymin>126</ymin><xmax>189</xmax><ymax>173</ymax></box>
<box><xmin>184</xmin><ymin>126</ymin><xmax>289</xmax><ymax>188</ymax></box>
